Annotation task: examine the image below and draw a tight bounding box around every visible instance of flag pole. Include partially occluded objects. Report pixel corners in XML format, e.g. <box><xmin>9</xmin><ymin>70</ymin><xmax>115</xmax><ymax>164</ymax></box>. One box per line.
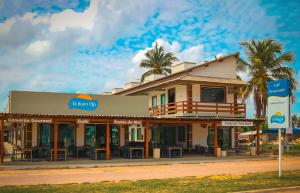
<box><xmin>278</xmin><ymin>128</ymin><xmax>282</xmax><ymax>177</ymax></box>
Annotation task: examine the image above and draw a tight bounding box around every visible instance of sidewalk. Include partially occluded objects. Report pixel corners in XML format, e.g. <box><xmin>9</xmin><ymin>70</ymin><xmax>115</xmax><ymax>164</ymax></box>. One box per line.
<box><xmin>0</xmin><ymin>155</ymin><xmax>277</xmax><ymax>170</ymax></box>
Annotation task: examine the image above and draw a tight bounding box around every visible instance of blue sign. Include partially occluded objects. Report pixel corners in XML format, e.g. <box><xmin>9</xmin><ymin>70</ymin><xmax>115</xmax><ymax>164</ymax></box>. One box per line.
<box><xmin>270</xmin><ymin>112</ymin><xmax>285</xmax><ymax>124</ymax></box>
<box><xmin>69</xmin><ymin>94</ymin><xmax>98</xmax><ymax>111</ymax></box>
<box><xmin>267</xmin><ymin>79</ymin><xmax>290</xmax><ymax>97</ymax></box>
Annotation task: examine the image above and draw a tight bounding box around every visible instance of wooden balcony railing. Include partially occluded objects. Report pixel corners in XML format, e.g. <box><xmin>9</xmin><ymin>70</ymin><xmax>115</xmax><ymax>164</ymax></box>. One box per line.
<box><xmin>149</xmin><ymin>101</ymin><xmax>246</xmax><ymax>117</ymax></box>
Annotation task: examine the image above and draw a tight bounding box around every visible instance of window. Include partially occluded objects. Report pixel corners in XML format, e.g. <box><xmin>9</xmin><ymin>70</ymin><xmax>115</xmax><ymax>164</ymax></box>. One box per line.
<box><xmin>85</xmin><ymin>125</ymin><xmax>96</xmax><ymax>147</ymax></box>
<box><xmin>177</xmin><ymin>126</ymin><xmax>186</xmax><ymax>142</ymax></box>
<box><xmin>137</xmin><ymin>128</ymin><xmax>141</xmax><ymax>140</ymax></box>
<box><xmin>161</xmin><ymin>94</ymin><xmax>166</xmax><ymax>105</ymax></box>
<box><xmin>201</xmin><ymin>87</ymin><xmax>225</xmax><ymax>103</ymax></box>
<box><xmin>152</xmin><ymin>96</ymin><xmax>157</xmax><ymax>106</ymax></box>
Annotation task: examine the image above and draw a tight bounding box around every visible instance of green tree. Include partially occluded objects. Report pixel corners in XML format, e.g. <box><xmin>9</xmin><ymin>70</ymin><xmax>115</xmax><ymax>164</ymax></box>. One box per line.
<box><xmin>292</xmin><ymin>114</ymin><xmax>300</xmax><ymax>128</ymax></box>
<box><xmin>140</xmin><ymin>43</ymin><xmax>179</xmax><ymax>82</ymax></box>
<box><xmin>238</xmin><ymin>39</ymin><xmax>296</xmax><ymax>118</ymax></box>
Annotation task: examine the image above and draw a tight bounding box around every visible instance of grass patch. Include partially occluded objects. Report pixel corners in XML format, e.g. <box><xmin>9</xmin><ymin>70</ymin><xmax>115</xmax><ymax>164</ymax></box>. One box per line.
<box><xmin>1</xmin><ymin>170</ymin><xmax>300</xmax><ymax>193</ymax></box>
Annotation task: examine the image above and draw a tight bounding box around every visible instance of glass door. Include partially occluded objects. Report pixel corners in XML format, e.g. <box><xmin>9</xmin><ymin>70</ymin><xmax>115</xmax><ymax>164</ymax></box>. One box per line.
<box><xmin>218</xmin><ymin>128</ymin><xmax>231</xmax><ymax>151</ymax></box>
<box><xmin>110</xmin><ymin>124</ymin><xmax>119</xmax><ymax>156</ymax></box>
<box><xmin>58</xmin><ymin>123</ymin><xmax>75</xmax><ymax>157</ymax></box>
<box><xmin>38</xmin><ymin>123</ymin><xmax>54</xmax><ymax>158</ymax></box>
<box><xmin>85</xmin><ymin>125</ymin><xmax>96</xmax><ymax>147</ymax></box>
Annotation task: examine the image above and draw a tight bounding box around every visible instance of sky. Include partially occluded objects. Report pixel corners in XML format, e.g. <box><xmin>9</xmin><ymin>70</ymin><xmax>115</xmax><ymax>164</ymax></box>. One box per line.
<box><xmin>0</xmin><ymin>0</ymin><xmax>299</xmax><ymax>117</ymax></box>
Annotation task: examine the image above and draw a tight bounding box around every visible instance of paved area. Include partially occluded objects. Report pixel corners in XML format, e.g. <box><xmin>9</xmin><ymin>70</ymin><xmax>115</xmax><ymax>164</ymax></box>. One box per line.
<box><xmin>0</xmin><ymin>157</ymin><xmax>299</xmax><ymax>186</ymax></box>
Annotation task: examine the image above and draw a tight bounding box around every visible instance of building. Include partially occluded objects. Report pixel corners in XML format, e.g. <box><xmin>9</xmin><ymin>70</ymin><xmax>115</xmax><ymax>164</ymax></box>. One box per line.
<box><xmin>0</xmin><ymin>53</ymin><xmax>263</xmax><ymax>163</ymax></box>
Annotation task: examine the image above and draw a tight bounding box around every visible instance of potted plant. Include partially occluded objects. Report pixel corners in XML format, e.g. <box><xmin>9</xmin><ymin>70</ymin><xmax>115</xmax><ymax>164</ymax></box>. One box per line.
<box><xmin>221</xmin><ymin>143</ymin><xmax>228</xmax><ymax>157</ymax></box>
<box><xmin>152</xmin><ymin>127</ymin><xmax>160</xmax><ymax>159</ymax></box>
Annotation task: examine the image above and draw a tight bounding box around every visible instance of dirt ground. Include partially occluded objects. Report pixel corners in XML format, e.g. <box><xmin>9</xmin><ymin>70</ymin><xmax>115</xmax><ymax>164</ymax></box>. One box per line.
<box><xmin>0</xmin><ymin>157</ymin><xmax>299</xmax><ymax>186</ymax></box>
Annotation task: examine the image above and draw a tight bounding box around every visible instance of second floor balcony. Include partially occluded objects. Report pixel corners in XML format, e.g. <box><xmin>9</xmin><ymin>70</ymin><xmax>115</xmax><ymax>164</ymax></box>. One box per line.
<box><xmin>149</xmin><ymin>101</ymin><xmax>246</xmax><ymax>117</ymax></box>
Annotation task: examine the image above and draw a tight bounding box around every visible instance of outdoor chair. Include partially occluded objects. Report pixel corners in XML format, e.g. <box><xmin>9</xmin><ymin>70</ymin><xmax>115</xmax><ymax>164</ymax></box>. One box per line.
<box><xmin>159</xmin><ymin>145</ymin><xmax>169</xmax><ymax>158</ymax></box>
<box><xmin>120</xmin><ymin>147</ymin><xmax>130</xmax><ymax>158</ymax></box>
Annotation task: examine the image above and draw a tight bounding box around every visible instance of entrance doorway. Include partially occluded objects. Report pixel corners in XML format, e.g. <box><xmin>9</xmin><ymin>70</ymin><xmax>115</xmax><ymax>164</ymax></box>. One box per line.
<box><xmin>58</xmin><ymin>123</ymin><xmax>75</xmax><ymax>157</ymax></box>
<box><xmin>207</xmin><ymin>127</ymin><xmax>232</xmax><ymax>153</ymax></box>
<box><xmin>168</xmin><ymin>88</ymin><xmax>175</xmax><ymax>114</ymax></box>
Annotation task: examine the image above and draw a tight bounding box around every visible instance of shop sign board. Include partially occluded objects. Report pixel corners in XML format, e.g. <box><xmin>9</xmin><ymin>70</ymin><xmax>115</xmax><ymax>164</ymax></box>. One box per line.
<box><xmin>69</xmin><ymin>94</ymin><xmax>98</xmax><ymax>111</ymax></box>
<box><xmin>221</xmin><ymin>121</ymin><xmax>253</xmax><ymax>127</ymax></box>
<box><xmin>7</xmin><ymin>118</ymin><xmax>52</xmax><ymax>123</ymax></box>
<box><xmin>77</xmin><ymin>119</ymin><xmax>90</xmax><ymax>124</ymax></box>
<box><xmin>267</xmin><ymin>79</ymin><xmax>290</xmax><ymax>129</ymax></box>
<box><xmin>113</xmin><ymin>119</ymin><xmax>142</xmax><ymax>125</ymax></box>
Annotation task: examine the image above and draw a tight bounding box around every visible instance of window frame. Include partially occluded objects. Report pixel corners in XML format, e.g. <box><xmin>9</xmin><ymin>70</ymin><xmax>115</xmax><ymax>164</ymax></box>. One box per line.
<box><xmin>200</xmin><ymin>86</ymin><xmax>226</xmax><ymax>103</ymax></box>
<box><xmin>151</xmin><ymin>96</ymin><xmax>158</xmax><ymax>107</ymax></box>
<box><xmin>161</xmin><ymin>94</ymin><xmax>166</xmax><ymax>105</ymax></box>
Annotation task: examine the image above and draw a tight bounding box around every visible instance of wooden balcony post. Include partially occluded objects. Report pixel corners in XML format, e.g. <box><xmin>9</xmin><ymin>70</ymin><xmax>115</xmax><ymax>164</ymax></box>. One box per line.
<box><xmin>145</xmin><ymin>121</ymin><xmax>149</xmax><ymax>159</ymax></box>
<box><xmin>213</xmin><ymin>123</ymin><xmax>218</xmax><ymax>157</ymax></box>
<box><xmin>106</xmin><ymin>120</ymin><xmax>110</xmax><ymax>160</ymax></box>
<box><xmin>0</xmin><ymin>120</ymin><xmax>4</xmax><ymax>163</ymax></box>
<box><xmin>54</xmin><ymin>122</ymin><xmax>58</xmax><ymax>161</ymax></box>
<box><xmin>234</xmin><ymin>91</ymin><xmax>237</xmax><ymax>115</ymax></box>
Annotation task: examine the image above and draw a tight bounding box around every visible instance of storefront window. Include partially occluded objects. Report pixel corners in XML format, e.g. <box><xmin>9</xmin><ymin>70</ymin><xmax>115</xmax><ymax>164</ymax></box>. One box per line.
<box><xmin>95</xmin><ymin>124</ymin><xmax>106</xmax><ymax>147</ymax></box>
<box><xmin>130</xmin><ymin>128</ymin><xmax>135</xmax><ymax>142</ymax></box>
<box><xmin>218</xmin><ymin>128</ymin><xmax>231</xmax><ymax>150</ymax></box>
<box><xmin>38</xmin><ymin>123</ymin><xmax>54</xmax><ymax>158</ymax></box>
<box><xmin>38</xmin><ymin>123</ymin><xmax>53</xmax><ymax>148</ymax></box>
<box><xmin>201</xmin><ymin>87</ymin><xmax>225</xmax><ymax>103</ymax></box>
<box><xmin>58</xmin><ymin>123</ymin><xmax>75</xmax><ymax>156</ymax></box>
<box><xmin>137</xmin><ymin>128</ymin><xmax>141</xmax><ymax>140</ymax></box>
<box><xmin>110</xmin><ymin>124</ymin><xmax>119</xmax><ymax>146</ymax></box>
<box><xmin>85</xmin><ymin>125</ymin><xmax>96</xmax><ymax>147</ymax></box>
<box><xmin>177</xmin><ymin>126</ymin><xmax>185</xmax><ymax>142</ymax></box>
<box><xmin>207</xmin><ymin>128</ymin><xmax>214</xmax><ymax>147</ymax></box>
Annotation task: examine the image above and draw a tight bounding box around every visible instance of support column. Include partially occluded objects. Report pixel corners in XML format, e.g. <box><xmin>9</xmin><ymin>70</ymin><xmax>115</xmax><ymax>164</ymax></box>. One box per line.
<box><xmin>106</xmin><ymin>120</ymin><xmax>110</xmax><ymax>160</ymax></box>
<box><xmin>0</xmin><ymin>120</ymin><xmax>4</xmax><ymax>163</ymax></box>
<box><xmin>54</xmin><ymin>122</ymin><xmax>58</xmax><ymax>161</ymax></box>
<box><xmin>213</xmin><ymin>123</ymin><xmax>218</xmax><ymax>157</ymax></box>
<box><xmin>145</xmin><ymin>122</ymin><xmax>149</xmax><ymax>159</ymax></box>
<box><xmin>256</xmin><ymin>124</ymin><xmax>260</xmax><ymax>155</ymax></box>
<box><xmin>187</xmin><ymin>124</ymin><xmax>193</xmax><ymax>152</ymax></box>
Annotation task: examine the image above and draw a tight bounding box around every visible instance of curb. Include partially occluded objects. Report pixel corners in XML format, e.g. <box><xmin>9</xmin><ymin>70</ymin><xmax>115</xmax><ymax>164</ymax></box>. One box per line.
<box><xmin>0</xmin><ymin>156</ymin><xmax>277</xmax><ymax>171</ymax></box>
<box><xmin>234</xmin><ymin>186</ymin><xmax>300</xmax><ymax>193</ymax></box>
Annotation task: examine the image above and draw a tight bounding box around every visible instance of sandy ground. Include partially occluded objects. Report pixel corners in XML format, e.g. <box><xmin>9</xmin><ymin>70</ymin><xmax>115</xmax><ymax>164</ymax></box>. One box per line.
<box><xmin>0</xmin><ymin>158</ymin><xmax>299</xmax><ymax>186</ymax></box>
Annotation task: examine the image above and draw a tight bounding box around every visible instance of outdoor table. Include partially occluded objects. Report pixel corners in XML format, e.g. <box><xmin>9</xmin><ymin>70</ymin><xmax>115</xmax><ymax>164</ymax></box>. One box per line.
<box><xmin>168</xmin><ymin>147</ymin><xmax>183</xmax><ymax>158</ymax></box>
<box><xmin>50</xmin><ymin>148</ymin><xmax>67</xmax><ymax>161</ymax></box>
<box><xmin>11</xmin><ymin>148</ymin><xmax>24</xmax><ymax>161</ymax></box>
<box><xmin>76</xmin><ymin>146</ymin><xmax>90</xmax><ymax>157</ymax></box>
<box><xmin>95</xmin><ymin>148</ymin><xmax>106</xmax><ymax>160</ymax></box>
<box><xmin>129</xmin><ymin>147</ymin><xmax>144</xmax><ymax>159</ymax></box>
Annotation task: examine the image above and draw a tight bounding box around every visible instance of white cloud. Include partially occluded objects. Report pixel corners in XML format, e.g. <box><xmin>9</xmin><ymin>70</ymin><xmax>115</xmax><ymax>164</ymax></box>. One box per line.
<box><xmin>49</xmin><ymin>0</ymin><xmax>98</xmax><ymax>32</ymax></box>
<box><xmin>25</xmin><ymin>40</ymin><xmax>51</xmax><ymax>56</ymax></box>
<box><xmin>0</xmin><ymin>17</ymin><xmax>16</xmax><ymax>34</ymax></box>
<box><xmin>179</xmin><ymin>45</ymin><xmax>204</xmax><ymax>63</ymax></box>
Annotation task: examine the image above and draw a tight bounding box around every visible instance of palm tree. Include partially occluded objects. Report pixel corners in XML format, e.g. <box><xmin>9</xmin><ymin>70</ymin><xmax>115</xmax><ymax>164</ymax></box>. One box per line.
<box><xmin>238</xmin><ymin>39</ymin><xmax>296</xmax><ymax>118</ymax></box>
<box><xmin>140</xmin><ymin>43</ymin><xmax>179</xmax><ymax>82</ymax></box>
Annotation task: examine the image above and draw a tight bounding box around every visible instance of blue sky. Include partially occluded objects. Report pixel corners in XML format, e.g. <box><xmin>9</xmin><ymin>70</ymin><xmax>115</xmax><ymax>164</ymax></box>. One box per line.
<box><xmin>0</xmin><ymin>0</ymin><xmax>299</xmax><ymax>117</ymax></box>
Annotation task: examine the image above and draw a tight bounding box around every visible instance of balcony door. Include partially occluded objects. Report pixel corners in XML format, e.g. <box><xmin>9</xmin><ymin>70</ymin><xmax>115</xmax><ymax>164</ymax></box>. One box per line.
<box><xmin>168</xmin><ymin>88</ymin><xmax>175</xmax><ymax>114</ymax></box>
